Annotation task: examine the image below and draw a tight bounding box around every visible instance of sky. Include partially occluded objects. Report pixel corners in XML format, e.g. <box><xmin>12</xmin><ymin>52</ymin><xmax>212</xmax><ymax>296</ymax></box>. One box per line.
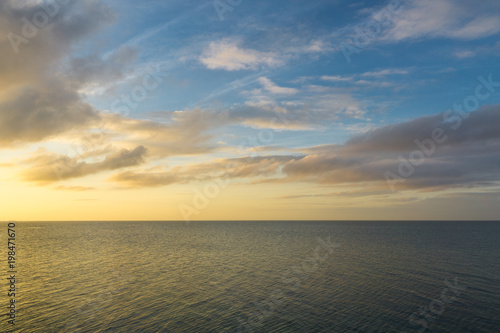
<box><xmin>1</xmin><ymin>0</ymin><xmax>500</xmax><ymax>221</ymax></box>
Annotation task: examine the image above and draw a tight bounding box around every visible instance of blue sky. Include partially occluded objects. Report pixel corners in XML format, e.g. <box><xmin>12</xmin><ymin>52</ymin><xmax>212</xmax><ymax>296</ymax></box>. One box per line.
<box><xmin>1</xmin><ymin>0</ymin><xmax>500</xmax><ymax>220</ymax></box>
<box><xmin>85</xmin><ymin>0</ymin><xmax>500</xmax><ymax>145</ymax></box>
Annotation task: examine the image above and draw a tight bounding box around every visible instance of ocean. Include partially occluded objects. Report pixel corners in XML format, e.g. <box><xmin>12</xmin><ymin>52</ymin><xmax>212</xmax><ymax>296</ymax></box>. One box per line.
<box><xmin>2</xmin><ymin>221</ymin><xmax>499</xmax><ymax>332</ymax></box>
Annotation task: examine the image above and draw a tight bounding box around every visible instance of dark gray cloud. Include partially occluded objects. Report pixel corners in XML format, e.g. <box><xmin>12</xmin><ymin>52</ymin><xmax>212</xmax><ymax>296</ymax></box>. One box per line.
<box><xmin>0</xmin><ymin>80</ymin><xmax>100</xmax><ymax>146</ymax></box>
<box><xmin>284</xmin><ymin>105</ymin><xmax>500</xmax><ymax>191</ymax></box>
<box><xmin>345</xmin><ymin>105</ymin><xmax>500</xmax><ymax>152</ymax></box>
<box><xmin>0</xmin><ymin>0</ymin><xmax>117</xmax><ymax>146</ymax></box>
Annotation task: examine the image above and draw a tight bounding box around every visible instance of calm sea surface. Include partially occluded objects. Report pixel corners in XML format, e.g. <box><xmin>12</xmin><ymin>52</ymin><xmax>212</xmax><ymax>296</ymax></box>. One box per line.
<box><xmin>1</xmin><ymin>221</ymin><xmax>499</xmax><ymax>332</ymax></box>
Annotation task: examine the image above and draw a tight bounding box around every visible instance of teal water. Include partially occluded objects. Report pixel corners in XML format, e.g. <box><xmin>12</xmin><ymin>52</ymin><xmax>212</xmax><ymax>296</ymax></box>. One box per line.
<box><xmin>1</xmin><ymin>221</ymin><xmax>499</xmax><ymax>332</ymax></box>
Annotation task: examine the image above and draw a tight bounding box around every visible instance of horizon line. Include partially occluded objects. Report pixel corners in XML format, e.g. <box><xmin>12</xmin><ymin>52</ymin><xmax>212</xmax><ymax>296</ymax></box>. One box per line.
<box><xmin>3</xmin><ymin>220</ymin><xmax>500</xmax><ymax>223</ymax></box>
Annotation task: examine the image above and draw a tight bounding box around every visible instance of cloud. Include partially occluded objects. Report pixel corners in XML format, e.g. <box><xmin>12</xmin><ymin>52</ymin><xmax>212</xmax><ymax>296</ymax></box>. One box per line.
<box><xmin>0</xmin><ymin>0</ymin><xmax>115</xmax><ymax>86</ymax></box>
<box><xmin>353</xmin><ymin>80</ymin><xmax>395</xmax><ymax>88</ymax></box>
<box><xmin>305</xmin><ymin>40</ymin><xmax>327</xmax><ymax>53</ymax></box>
<box><xmin>104</xmin><ymin>109</ymin><xmax>225</xmax><ymax>157</ymax></box>
<box><xmin>304</xmin><ymin>88</ymin><xmax>367</xmax><ymax>119</ymax></box>
<box><xmin>282</xmin><ymin>105</ymin><xmax>500</xmax><ymax>191</ymax></box>
<box><xmin>344</xmin><ymin>106</ymin><xmax>500</xmax><ymax>152</ymax></box>
<box><xmin>361</xmin><ymin>69</ymin><xmax>409</xmax><ymax>77</ymax></box>
<box><xmin>454</xmin><ymin>50</ymin><xmax>476</xmax><ymax>59</ymax></box>
<box><xmin>235</xmin><ymin>96</ymin><xmax>365</xmax><ymax>129</ymax></box>
<box><xmin>321</xmin><ymin>75</ymin><xmax>354</xmax><ymax>82</ymax></box>
<box><xmin>109</xmin><ymin>155</ymin><xmax>302</xmax><ymax>188</ymax></box>
<box><xmin>21</xmin><ymin>145</ymin><xmax>147</xmax><ymax>184</ymax></box>
<box><xmin>383</xmin><ymin>0</ymin><xmax>500</xmax><ymax>41</ymax></box>
<box><xmin>28</xmin><ymin>97</ymin><xmax>500</xmax><ymax>195</ymax></box>
<box><xmin>109</xmin><ymin>170</ymin><xmax>178</xmax><ymax>188</ymax></box>
<box><xmin>199</xmin><ymin>39</ymin><xmax>283</xmax><ymax>70</ymax></box>
<box><xmin>240</xmin><ymin>83</ymin><xmax>370</xmax><ymax>127</ymax></box>
<box><xmin>258</xmin><ymin>77</ymin><xmax>298</xmax><ymax>95</ymax></box>
<box><xmin>54</xmin><ymin>185</ymin><xmax>94</xmax><ymax>191</ymax></box>
<box><xmin>0</xmin><ymin>80</ymin><xmax>101</xmax><ymax>147</ymax></box>
<box><xmin>146</xmin><ymin>103</ymin><xmax>311</xmax><ymax>133</ymax></box>
<box><xmin>0</xmin><ymin>0</ymin><xmax>115</xmax><ymax>146</ymax></box>
<box><xmin>16</xmin><ymin>93</ymin><xmax>360</xmax><ymax>182</ymax></box>
<box><xmin>278</xmin><ymin>189</ymin><xmax>393</xmax><ymax>200</ymax></box>
<box><xmin>320</xmin><ymin>70</ymin><xmax>405</xmax><ymax>89</ymax></box>
<box><xmin>111</xmin><ymin>104</ymin><xmax>500</xmax><ymax>193</ymax></box>
<box><xmin>65</xmin><ymin>46</ymin><xmax>139</xmax><ymax>89</ymax></box>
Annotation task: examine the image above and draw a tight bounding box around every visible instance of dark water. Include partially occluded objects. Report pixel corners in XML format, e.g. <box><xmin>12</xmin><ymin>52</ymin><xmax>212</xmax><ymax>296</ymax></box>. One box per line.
<box><xmin>1</xmin><ymin>221</ymin><xmax>499</xmax><ymax>332</ymax></box>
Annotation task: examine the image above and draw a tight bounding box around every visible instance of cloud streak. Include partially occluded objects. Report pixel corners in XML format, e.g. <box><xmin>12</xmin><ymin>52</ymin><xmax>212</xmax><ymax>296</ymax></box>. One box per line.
<box><xmin>104</xmin><ymin>105</ymin><xmax>500</xmax><ymax>194</ymax></box>
<box><xmin>21</xmin><ymin>145</ymin><xmax>147</xmax><ymax>184</ymax></box>
<box><xmin>383</xmin><ymin>0</ymin><xmax>500</xmax><ymax>41</ymax></box>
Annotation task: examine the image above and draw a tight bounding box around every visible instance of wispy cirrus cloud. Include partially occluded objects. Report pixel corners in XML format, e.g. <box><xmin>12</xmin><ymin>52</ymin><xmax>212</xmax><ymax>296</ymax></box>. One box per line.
<box><xmin>321</xmin><ymin>75</ymin><xmax>354</xmax><ymax>82</ymax></box>
<box><xmin>361</xmin><ymin>68</ymin><xmax>410</xmax><ymax>77</ymax></box>
<box><xmin>319</xmin><ymin>69</ymin><xmax>409</xmax><ymax>89</ymax></box>
<box><xmin>382</xmin><ymin>0</ymin><xmax>500</xmax><ymax>41</ymax></box>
